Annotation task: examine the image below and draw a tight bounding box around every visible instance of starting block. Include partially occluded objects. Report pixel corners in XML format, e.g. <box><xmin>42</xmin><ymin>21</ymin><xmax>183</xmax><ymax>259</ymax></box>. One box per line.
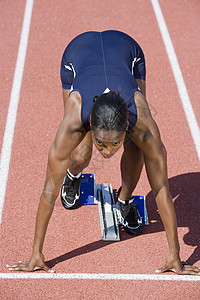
<box><xmin>78</xmin><ymin>174</ymin><xmax>148</xmax><ymax>241</ymax></box>
<box><xmin>96</xmin><ymin>183</ymin><xmax>121</xmax><ymax>241</ymax></box>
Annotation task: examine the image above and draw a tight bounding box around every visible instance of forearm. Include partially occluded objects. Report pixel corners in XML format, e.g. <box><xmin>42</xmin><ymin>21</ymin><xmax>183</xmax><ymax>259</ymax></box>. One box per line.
<box><xmin>32</xmin><ymin>154</ymin><xmax>70</xmax><ymax>254</ymax></box>
<box><xmin>155</xmin><ymin>186</ymin><xmax>180</xmax><ymax>255</ymax></box>
<box><xmin>32</xmin><ymin>169</ymin><xmax>68</xmax><ymax>253</ymax></box>
<box><xmin>31</xmin><ymin>144</ymin><xmax>70</xmax><ymax>254</ymax></box>
<box><xmin>32</xmin><ymin>192</ymin><xmax>55</xmax><ymax>253</ymax></box>
<box><xmin>145</xmin><ymin>146</ymin><xmax>180</xmax><ymax>255</ymax></box>
<box><xmin>31</xmin><ymin>128</ymin><xmax>83</xmax><ymax>254</ymax></box>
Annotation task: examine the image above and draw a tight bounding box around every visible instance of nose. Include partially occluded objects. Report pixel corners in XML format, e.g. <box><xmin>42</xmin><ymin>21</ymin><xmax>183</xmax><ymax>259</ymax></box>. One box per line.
<box><xmin>102</xmin><ymin>148</ymin><xmax>112</xmax><ymax>157</ymax></box>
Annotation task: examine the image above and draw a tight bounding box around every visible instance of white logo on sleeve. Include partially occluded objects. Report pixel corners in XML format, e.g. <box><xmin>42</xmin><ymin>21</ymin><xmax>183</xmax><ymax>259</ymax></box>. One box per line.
<box><xmin>64</xmin><ymin>63</ymin><xmax>76</xmax><ymax>78</ymax></box>
<box><xmin>132</xmin><ymin>57</ymin><xmax>141</xmax><ymax>74</ymax></box>
<box><xmin>64</xmin><ymin>65</ymin><xmax>72</xmax><ymax>71</ymax></box>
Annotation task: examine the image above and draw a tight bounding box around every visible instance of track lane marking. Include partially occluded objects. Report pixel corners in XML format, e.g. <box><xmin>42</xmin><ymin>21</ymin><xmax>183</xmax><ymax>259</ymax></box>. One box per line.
<box><xmin>1</xmin><ymin>0</ymin><xmax>199</xmax><ymax>285</ymax></box>
<box><xmin>151</xmin><ymin>0</ymin><xmax>200</xmax><ymax>162</ymax></box>
<box><xmin>0</xmin><ymin>272</ymin><xmax>199</xmax><ymax>281</ymax></box>
<box><xmin>0</xmin><ymin>0</ymin><xmax>34</xmax><ymax>224</ymax></box>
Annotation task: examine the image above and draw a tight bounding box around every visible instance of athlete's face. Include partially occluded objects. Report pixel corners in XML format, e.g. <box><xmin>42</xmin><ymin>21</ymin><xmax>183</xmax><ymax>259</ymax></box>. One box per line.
<box><xmin>91</xmin><ymin>129</ymin><xmax>126</xmax><ymax>159</ymax></box>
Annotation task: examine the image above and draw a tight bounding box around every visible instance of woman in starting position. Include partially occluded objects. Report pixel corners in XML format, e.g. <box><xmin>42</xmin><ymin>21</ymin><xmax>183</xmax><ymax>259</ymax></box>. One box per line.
<box><xmin>7</xmin><ymin>30</ymin><xmax>200</xmax><ymax>275</ymax></box>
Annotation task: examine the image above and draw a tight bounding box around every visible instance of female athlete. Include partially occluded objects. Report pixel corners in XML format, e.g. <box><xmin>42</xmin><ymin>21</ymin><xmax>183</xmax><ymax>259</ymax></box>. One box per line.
<box><xmin>7</xmin><ymin>30</ymin><xmax>200</xmax><ymax>275</ymax></box>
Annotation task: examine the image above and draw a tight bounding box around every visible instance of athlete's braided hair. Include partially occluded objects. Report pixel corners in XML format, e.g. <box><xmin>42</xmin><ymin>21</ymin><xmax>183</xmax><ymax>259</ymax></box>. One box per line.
<box><xmin>90</xmin><ymin>91</ymin><xmax>128</xmax><ymax>132</ymax></box>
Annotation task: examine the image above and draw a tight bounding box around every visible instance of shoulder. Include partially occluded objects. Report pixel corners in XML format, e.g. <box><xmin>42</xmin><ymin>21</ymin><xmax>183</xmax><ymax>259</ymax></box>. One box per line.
<box><xmin>63</xmin><ymin>31</ymin><xmax>99</xmax><ymax>55</ymax></box>
<box><xmin>130</xmin><ymin>92</ymin><xmax>161</xmax><ymax>145</ymax></box>
<box><xmin>63</xmin><ymin>91</ymin><xmax>84</xmax><ymax>133</ymax></box>
<box><xmin>107</xmin><ymin>30</ymin><xmax>142</xmax><ymax>47</ymax></box>
<box><xmin>105</xmin><ymin>30</ymin><xmax>144</xmax><ymax>57</ymax></box>
<box><xmin>102</xmin><ymin>30</ymin><xmax>133</xmax><ymax>41</ymax></box>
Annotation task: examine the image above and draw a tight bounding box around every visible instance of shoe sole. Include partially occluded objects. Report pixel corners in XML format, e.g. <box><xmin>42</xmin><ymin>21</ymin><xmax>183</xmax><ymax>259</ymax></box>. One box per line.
<box><xmin>123</xmin><ymin>225</ymin><xmax>143</xmax><ymax>236</ymax></box>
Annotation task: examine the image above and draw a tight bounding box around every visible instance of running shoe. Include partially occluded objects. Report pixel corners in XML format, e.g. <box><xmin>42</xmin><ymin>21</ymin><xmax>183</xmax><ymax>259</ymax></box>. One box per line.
<box><xmin>61</xmin><ymin>170</ymin><xmax>81</xmax><ymax>209</ymax></box>
<box><xmin>118</xmin><ymin>188</ymin><xmax>143</xmax><ymax>235</ymax></box>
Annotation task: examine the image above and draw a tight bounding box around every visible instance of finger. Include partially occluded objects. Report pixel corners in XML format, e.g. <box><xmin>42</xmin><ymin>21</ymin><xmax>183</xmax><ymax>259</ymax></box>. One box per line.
<box><xmin>171</xmin><ymin>264</ymin><xmax>200</xmax><ymax>275</ymax></box>
<box><xmin>6</xmin><ymin>263</ymin><xmax>25</xmax><ymax>268</ymax></box>
<box><xmin>7</xmin><ymin>261</ymin><xmax>29</xmax><ymax>266</ymax></box>
<box><xmin>40</xmin><ymin>263</ymin><xmax>55</xmax><ymax>273</ymax></box>
<box><xmin>7</xmin><ymin>265</ymin><xmax>31</xmax><ymax>272</ymax></box>
<box><xmin>176</xmin><ymin>269</ymin><xmax>200</xmax><ymax>276</ymax></box>
<box><xmin>6</xmin><ymin>262</ymin><xmax>29</xmax><ymax>269</ymax></box>
<box><xmin>7</xmin><ymin>261</ymin><xmax>34</xmax><ymax>272</ymax></box>
<box><xmin>18</xmin><ymin>261</ymin><xmax>29</xmax><ymax>264</ymax></box>
<box><xmin>155</xmin><ymin>264</ymin><xmax>173</xmax><ymax>274</ymax></box>
<box><xmin>181</xmin><ymin>265</ymin><xmax>200</xmax><ymax>272</ymax></box>
<box><xmin>6</xmin><ymin>264</ymin><xmax>17</xmax><ymax>267</ymax></box>
<box><xmin>32</xmin><ymin>263</ymin><xmax>55</xmax><ymax>273</ymax></box>
<box><xmin>181</xmin><ymin>261</ymin><xmax>200</xmax><ymax>271</ymax></box>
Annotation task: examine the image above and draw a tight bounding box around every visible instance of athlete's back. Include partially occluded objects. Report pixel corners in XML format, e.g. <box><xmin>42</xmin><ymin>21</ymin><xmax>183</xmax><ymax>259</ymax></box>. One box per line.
<box><xmin>60</xmin><ymin>30</ymin><xmax>146</xmax><ymax>132</ymax></box>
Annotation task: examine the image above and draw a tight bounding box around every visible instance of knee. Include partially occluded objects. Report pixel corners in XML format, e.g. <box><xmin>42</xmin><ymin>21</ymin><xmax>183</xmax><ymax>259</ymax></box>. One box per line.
<box><xmin>70</xmin><ymin>147</ymin><xmax>92</xmax><ymax>169</ymax></box>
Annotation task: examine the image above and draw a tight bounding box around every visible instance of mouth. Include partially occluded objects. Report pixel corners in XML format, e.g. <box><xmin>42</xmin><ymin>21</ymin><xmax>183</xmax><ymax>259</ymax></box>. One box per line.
<box><xmin>102</xmin><ymin>155</ymin><xmax>112</xmax><ymax>159</ymax></box>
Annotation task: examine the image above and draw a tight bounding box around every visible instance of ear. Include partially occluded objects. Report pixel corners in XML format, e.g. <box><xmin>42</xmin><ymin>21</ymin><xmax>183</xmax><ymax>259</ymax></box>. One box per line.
<box><xmin>89</xmin><ymin>115</ymin><xmax>92</xmax><ymax>130</ymax></box>
<box><xmin>126</xmin><ymin>120</ymin><xmax>129</xmax><ymax>131</ymax></box>
<box><xmin>93</xmin><ymin>95</ymin><xmax>99</xmax><ymax>103</ymax></box>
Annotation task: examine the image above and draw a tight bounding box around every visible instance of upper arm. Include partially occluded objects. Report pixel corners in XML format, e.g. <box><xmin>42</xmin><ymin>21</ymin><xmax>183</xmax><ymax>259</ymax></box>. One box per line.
<box><xmin>62</xmin><ymin>88</ymin><xmax>71</xmax><ymax>106</ymax></box>
<box><xmin>50</xmin><ymin>94</ymin><xmax>84</xmax><ymax>164</ymax></box>
<box><xmin>136</xmin><ymin>79</ymin><xmax>146</xmax><ymax>98</ymax></box>
<box><xmin>50</xmin><ymin>116</ymin><xmax>83</xmax><ymax>163</ymax></box>
<box><xmin>132</xmin><ymin>41</ymin><xmax>146</xmax><ymax>81</ymax></box>
<box><xmin>60</xmin><ymin>46</ymin><xmax>75</xmax><ymax>90</ymax></box>
<box><xmin>131</xmin><ymin>123</ymin><xmax>168</xmax><ymax>197</ymax></box>
<box><xmin>130</xmin><ymin>92</ymin><xmax>168</xmax><ymax>195</ymax></box>
<box><xmin>133</xmin><ymin>56</ymin><xmax>146</xmax><ymax>81</ymax></box>
<box><xmin>131</xmin><ymin>43</ymin><xmax>146</xmax><ymax>96</ymax></box>
<box><xmin>142</xmin><ymin>131</ymin><xmax>168</xmax><ymax>197</ymax></box>
<box><xmin>45</xmin><ymin>96</ymin><xmax>85</xmax><ymax>193</ymax></box>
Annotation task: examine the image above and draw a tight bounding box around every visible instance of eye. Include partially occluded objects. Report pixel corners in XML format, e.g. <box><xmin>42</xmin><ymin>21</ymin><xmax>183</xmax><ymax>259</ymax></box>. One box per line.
<box><xmin>96</xmin><ymin>140</ymin><xmax>103</xmax><ymax>146</ymax></box>
<box><xmin>113</xmin><ymin>141</ymin><xmax>120</xmax><ymax>146</ymax></box>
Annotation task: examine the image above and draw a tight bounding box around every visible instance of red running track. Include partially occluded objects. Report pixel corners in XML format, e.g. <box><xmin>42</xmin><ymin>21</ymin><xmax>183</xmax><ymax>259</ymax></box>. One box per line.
<box><xmin>0</xmin><ymin>0</ymin><xmax>200</xmax><ymax>299</ymax></box>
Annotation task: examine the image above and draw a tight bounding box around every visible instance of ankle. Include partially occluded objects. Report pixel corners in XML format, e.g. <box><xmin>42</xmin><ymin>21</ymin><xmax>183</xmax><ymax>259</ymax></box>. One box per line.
<box><xmin>118</xmin><ymin>187</ymin><xmax>133</xmax><ymax>201</ymax></box>
<box><xmin>67</xmin><ymin>169</ymin><xmax>82</xmax><ymax>179</ymax></box>
<box><xmin>118</xmin><ymin>196</ymin><xmax>134</xmax><ymax>204</ymax></box>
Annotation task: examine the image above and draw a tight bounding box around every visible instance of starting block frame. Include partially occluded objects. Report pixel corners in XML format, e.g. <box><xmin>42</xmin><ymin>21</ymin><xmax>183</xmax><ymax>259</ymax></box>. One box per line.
<box><xmin>78</xmin><ymin>173</ymin><xmax>148</xmax><ymax>241</ymax></box>
<box><xmin>96</xmin><ymin>183</ymin><xmax>120</xmax><ymax>241</ymax></box>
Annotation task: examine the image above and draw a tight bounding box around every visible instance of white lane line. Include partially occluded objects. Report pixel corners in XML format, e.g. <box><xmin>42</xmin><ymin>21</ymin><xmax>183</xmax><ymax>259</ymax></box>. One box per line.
<box><xmin>0</xmin><ymin>272</ymin><xmax>200</xmax><ymax>281</ymax></box>
<box><xmin>151</xmin><ymin>0</ymin><xmax>200</xmax><ymax>162</ymax></box>
<box><xmin>0</xmin><ymin>0</ymin><xmax>34</xmax><ymax>224</ymax></box>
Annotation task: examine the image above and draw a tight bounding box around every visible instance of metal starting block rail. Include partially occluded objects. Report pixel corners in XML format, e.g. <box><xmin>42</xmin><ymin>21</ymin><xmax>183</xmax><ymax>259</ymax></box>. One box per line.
<box><xmin>78</xmin><ymin>174</ymin><xmax>149</xmax><ymax>241</ymax></box>
<box><xmin>96</xmin><ymin>183</ymin><xmax>121</xmax><ymax>241</ymax></box>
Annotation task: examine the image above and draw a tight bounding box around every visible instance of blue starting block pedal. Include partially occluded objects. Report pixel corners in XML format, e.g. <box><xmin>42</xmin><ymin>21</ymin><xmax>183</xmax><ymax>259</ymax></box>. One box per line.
<box><xmin>78</xmin><ymin>174</ymin><xmax>148</xmax><ymax>241</ymax></box>
<box><xmin>134</xmin><ymin>196</ymin><xmax>149</xmax><ymax>226</ymax></box>
<box><xmin>78</xmin><ymin>174</ymin><xmax>97</xmax><ymax>205</ymax></box>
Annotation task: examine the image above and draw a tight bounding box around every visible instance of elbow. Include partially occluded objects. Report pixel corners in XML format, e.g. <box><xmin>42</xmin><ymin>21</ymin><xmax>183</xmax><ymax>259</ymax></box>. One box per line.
<box><xmin>161</xmin><ymin>142</ymin><xmax>167</xmax><ymax>162</ymax></box>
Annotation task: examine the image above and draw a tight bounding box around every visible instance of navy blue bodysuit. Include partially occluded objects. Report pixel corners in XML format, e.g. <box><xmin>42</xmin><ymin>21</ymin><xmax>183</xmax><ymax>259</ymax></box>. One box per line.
<box><xmin>60</xmin><ymin>30</ymin><xmax>146</xmax><ymax>132</ymax></box>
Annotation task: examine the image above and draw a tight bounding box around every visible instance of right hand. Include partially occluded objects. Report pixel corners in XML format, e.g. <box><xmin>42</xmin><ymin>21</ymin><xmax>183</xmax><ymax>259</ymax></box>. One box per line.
<box><xmin>155</xmin><ymin>253</ymin><xmax>200</xmax><ymax>275</ymax></box>
<box><xmin>6</xmin><ymin>252</ymin><xmax>55</xmax><ymax>273</ymax></box>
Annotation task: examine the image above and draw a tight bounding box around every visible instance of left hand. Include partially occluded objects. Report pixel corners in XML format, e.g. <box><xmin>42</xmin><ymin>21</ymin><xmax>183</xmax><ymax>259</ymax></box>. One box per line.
<box><xmin>6</xmin><ymin>252</ymin><xmax>55</xmax><ymax>273</ymax></box>
<box><xmin>155</xmin><ymin>254</ymin><xmax>200</xmax><ymax>275</ymax></box>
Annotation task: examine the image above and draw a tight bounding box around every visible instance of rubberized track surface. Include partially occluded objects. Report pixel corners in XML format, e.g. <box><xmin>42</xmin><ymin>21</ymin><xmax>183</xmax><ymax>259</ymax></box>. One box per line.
<box><xmin>0</xmin><ymin>0</ymin><xmax>200</xmax><ymax>299</ymax></box>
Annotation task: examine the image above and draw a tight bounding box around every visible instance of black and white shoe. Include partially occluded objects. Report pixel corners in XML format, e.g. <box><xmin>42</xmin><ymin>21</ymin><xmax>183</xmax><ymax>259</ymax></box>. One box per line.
<box><xmin>61</xmin><ymin>170</ymin><xmax>82</xmax><ymax>209</ymax></box>
<box><xmin>118</xmin><ymin>191</ymin><xmax>143</xmax><ymax>235</ymax></box>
